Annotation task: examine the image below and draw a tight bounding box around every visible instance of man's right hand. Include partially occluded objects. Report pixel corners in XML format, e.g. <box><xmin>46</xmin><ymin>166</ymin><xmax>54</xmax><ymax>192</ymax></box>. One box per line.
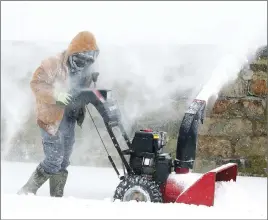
<box><xmin>53</xmin><ymin>91</ymin><xmax>72</xmax><ymax>105</ymax></box>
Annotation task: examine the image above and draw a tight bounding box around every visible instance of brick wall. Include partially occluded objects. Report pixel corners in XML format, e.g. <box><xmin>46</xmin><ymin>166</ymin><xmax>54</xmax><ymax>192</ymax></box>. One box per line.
<box><xmin>195</xmin><ymin>49</ymin><xmax>267</xmax><ymax>176</ymax></box>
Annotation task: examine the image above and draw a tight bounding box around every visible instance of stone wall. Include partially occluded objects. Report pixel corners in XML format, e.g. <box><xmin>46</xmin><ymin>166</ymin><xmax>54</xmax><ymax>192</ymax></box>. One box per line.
<box><xmin>195</xmin><ymin>49</ymin><xmax>267</xmax><ymax>176</ymax></box>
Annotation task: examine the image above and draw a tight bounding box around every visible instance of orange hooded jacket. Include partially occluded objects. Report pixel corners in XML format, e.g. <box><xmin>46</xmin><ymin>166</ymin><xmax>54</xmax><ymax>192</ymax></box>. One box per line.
<box><xmin>30</xmin><ymin>31</ymin><xmax>98</xmax><ymax>135</ymax></box>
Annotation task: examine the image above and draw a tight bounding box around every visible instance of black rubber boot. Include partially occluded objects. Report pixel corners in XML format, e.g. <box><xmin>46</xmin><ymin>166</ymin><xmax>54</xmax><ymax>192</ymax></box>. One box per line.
<box><xmin>49</xmin><ymin>169</ymin><xmax>68</xmax><ymax>197</ymax></box>
<box><xmin>17</xmin><ymin>164</ymin><xmax>51</xmax><ymax>195</ymax></box>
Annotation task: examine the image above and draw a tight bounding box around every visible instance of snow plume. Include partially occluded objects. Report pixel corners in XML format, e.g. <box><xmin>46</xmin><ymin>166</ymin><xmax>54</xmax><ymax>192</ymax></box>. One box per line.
<box><xmin>1</xmin><ymin>1</ymin><xmax>267</xmax><ymax>163</ymax></box>
<box><xmin>92</xmin><ymin>1</ymin><xmax>267</xmax><ymax>123</ymax></box>
<box><xmin>1</xmin><ymin>41</ymin><xmax>66</xmax><ymax>159</ymax></box>
<box><xmin>1</xmin><ymin>42</ymin><xmax>36</xmax><ymax>159</ymax></box>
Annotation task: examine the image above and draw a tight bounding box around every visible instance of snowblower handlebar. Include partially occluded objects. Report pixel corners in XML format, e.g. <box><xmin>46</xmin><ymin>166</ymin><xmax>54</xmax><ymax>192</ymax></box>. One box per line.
<box><xmin>67</xmin><ymin>88</ymin><xmax>122</xmax><ymax>126</ymax></box>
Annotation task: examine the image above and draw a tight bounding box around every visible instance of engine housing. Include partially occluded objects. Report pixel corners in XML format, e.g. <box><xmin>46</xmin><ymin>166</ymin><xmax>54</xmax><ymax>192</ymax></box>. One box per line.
<box><xmin>129</xmin><ymin>129</ymin><xmax>172</xmax><ymax>184</ymax></box>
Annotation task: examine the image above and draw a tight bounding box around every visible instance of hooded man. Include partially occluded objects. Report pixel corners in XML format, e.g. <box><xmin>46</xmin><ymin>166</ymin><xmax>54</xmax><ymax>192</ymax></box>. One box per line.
<box><xmin>17</xmin><ymin>31</ymin><xmax>99</xmax><ymax>197</ymax></box>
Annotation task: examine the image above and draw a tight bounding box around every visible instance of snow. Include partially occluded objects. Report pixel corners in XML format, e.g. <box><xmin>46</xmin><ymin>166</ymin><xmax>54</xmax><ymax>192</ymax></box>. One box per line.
<box><xmin>1</xmin><ymin>161</ymin><xmax>267</xmax><ymax>219</ymax></box>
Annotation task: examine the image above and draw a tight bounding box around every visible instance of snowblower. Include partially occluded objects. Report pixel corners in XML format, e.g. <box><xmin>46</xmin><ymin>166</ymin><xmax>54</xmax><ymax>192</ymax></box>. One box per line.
<box><xmin>67</xmin><ymin>85</ymin><xmax>238</xmax><ymax>207</ymax></box>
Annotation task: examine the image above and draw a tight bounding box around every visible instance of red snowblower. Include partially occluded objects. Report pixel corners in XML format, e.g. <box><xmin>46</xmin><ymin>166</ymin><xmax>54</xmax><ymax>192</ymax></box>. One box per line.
<box><xmin>68</xmin><ymin>86</ymin><xmax>238</xmax><ymax>207</ymax></box>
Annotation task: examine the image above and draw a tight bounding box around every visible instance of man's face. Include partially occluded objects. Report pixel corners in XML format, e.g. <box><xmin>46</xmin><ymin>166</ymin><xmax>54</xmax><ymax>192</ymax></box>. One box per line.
<box><xmin>69</xmin><ymin>50</ymin><xmax>99</xmax><ymax>73</ymax></box>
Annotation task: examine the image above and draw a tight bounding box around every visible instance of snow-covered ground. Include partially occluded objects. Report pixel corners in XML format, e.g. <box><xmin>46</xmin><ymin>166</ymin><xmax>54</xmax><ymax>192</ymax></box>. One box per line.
<box><xmin>1</xmin><ymin>161</ymin><xmax>267</xmax><ymax>219</ymax></box>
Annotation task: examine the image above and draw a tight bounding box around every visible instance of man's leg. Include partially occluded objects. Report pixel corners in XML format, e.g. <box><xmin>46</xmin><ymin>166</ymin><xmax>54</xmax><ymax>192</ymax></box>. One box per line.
<box><xmin>17</xmin><ymin>129</ymin><xmax>64</xmax><ymax>195</ymax></box>
<box><xmin>49</xmin><ymin>115</ymin><xmax>76</xmax><ymax>197</ymax></box>
<box><xmin>40</xmin><ymin>129</ymin><xmax>66</xmax><ymax>174</ymax></box>
<box><xmin>61</xmin><ymin>119</ymin><xmax>76</xmax><ymax>170</ymax></box>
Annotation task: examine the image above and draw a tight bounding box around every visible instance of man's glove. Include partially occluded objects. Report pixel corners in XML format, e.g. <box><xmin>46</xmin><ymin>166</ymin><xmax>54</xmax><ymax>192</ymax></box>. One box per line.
<box><xmin>53</xmin><ymin>90</ymin><xmax>72</xmax><ymax>106</ymax></box>
<box><xmin>92</xmin><ymin>72</ymin><xmax>99</xmax><ymax>83</ymax></box>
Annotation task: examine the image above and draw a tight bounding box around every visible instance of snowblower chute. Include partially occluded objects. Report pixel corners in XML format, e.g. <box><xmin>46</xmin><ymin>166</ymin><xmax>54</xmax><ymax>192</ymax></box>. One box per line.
<box><xmin>68</xmin><ymin>88</ymin><xmax>238</xmax><ymax>207</ymax></box>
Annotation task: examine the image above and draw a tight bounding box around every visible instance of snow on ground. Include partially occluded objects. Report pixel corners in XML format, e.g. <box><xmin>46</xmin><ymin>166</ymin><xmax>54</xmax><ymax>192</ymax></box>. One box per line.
<box><xmin>1</xmin><ymin>161</ymin><xmax>267</xmax><ymax>219</ymax></box>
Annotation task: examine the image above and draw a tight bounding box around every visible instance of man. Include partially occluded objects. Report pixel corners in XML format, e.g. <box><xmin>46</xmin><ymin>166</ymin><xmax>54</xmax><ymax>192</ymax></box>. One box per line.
<box><xmin>18</xmin><ymin>31</ymin><xmax>99</xmax><ymax>197</ymax></box>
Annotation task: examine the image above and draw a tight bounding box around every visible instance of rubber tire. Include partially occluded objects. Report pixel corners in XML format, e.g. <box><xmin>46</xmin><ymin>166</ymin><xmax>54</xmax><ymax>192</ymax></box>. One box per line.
<box><xmin>113</xmin><ymin>175</ymin><xmax>163</xmax><ymax>203</ymax></box>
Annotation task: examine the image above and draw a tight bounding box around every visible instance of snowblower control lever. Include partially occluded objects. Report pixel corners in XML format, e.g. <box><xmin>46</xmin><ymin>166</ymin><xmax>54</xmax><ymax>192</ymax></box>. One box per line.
<box><xmin>66</xmin><ymin>88</ymin><xmax>134</xmax><ymax>175</ymax></box>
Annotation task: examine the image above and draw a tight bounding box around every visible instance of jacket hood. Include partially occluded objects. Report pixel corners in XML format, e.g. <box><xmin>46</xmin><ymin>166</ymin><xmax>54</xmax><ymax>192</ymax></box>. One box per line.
<box><xmin>67</xmin><ymin>31</ymin><xmax>98</xmax><ymax>56</ymax></box>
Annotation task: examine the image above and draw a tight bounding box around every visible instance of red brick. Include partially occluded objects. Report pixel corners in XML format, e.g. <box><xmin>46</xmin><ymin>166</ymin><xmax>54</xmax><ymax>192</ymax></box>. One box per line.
<box><xmin>210</xmin><ymin>98</ymin><xmax>265</xmax><ymax>120</ymax></box>
<box><xmin>249</xmin><ymin>79</ymin><xmax>267</xmax><ymax>96</ymax></box>
<box><xmin>241</xmin><ymin>99</ymin><xmax>265</xmax><ymax>119</ymax></box>
<box><xmin>212</xmin><ymin>100</ymin><xmax>232</xmax><ymax>114</ymax></box>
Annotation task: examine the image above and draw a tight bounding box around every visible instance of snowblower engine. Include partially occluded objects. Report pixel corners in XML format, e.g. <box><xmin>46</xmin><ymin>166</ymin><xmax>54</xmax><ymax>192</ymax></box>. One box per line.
<box><xmin>129</xmin><ymin>129</ymin><xmax>172</xmax><ymax>184</ymax></box>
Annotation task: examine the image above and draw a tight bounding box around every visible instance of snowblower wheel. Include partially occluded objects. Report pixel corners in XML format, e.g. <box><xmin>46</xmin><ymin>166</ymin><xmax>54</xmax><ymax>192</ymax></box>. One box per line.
<box><xmin>113</xmin><ymin>175</ymin><xmax>163</xmax><ymax>203</ymax></box>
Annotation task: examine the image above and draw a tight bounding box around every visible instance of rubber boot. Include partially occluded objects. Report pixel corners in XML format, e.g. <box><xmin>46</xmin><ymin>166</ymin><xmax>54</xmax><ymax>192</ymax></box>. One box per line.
<box><xmin>49</xmin><ymin>169</ymin><xmax>68</xmax><ymax>197</ymax></box>
<box><xmin>17</xmin><ymin>164</ymin><xmax>51</xmax><ymax>195</ymax></box>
